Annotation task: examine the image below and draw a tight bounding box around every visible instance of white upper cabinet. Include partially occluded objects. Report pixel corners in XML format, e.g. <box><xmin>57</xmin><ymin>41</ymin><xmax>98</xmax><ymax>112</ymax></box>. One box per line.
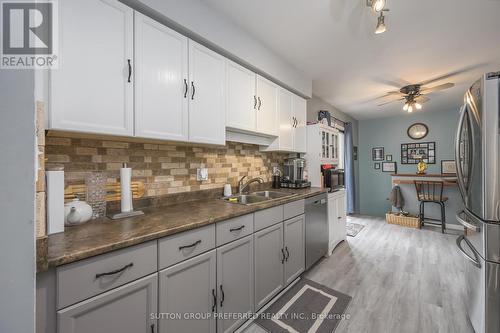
<box><xmin>188</xmin><ymin>41</ymin><xmax>226</xmax><ymax>145</ymax></box>
<box><xmin>256</xmin><ymin>76</ymin><xmax>279</xmax><ymax>136</ymax></box>
<box><xmin>263</xmin><ymin>89</ymin><xmax>307</xmax><ymax>153</ymax></box>
<box><xmin>50</xmin><ymin>0</ymin><xmax>134</xmax><ymax>136</ymax></box>
<box><xmin>134</xmin><ymin>12</ymin><xmax>189</xmax><ymax>141</ymax></box>
<box><xmin>226</xmin><ymin>61</ymin><xmax>257</xmax><ymax>132</ymax></box>
<box><xmin>293</xmin><ymin>94</ymin><xmax>307</xmax><ymax>153</ymax></box>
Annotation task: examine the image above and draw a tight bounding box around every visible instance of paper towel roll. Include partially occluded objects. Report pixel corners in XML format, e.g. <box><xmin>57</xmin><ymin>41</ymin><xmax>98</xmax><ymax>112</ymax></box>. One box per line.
<box><xmin>120</xmin><ymin>166</ymin><xmax>133</xmax><ymax>213</ymax></box>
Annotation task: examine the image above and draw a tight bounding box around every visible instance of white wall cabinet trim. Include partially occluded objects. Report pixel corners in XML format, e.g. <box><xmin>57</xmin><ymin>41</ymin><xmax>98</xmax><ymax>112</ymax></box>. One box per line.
<box><xmin>134</xmin><ymin>12</ymin><xmax>189</xmax><ymax>141</ymax></box>
<box><xmin>50</xmin><ymin>0</ymin><xmax>134</xmax><ymax>136</ymax></box>
<box><xmin>226</xmin><ymin>60</ymin><xmax>257</xmax><ymax>132</ymax></box>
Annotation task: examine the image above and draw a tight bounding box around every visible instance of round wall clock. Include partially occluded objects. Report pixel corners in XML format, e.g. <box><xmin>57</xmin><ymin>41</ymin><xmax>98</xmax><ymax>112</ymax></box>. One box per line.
<box><xmin>407</xmin><ymin>123</ymin><xmax>428</xmax><ymax>140</ymax></box>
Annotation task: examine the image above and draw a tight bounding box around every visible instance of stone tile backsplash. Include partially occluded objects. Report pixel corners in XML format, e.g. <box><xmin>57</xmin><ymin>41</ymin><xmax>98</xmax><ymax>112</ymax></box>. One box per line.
<box><xmin>45</xmin><ymin>135</ymin><xmax>289</xmax><ymax>198</ymax></box>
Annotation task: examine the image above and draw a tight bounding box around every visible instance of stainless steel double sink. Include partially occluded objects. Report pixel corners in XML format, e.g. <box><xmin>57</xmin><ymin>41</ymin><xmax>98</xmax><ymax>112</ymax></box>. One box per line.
<box><xmin>222</xmin><ymin>190</ymin><xmax>297</xmax><ymax>205</ymax></box>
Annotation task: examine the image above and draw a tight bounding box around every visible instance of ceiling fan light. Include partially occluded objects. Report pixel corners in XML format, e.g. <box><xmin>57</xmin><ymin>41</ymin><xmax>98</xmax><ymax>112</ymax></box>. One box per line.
<box><xmin>375</xmin><ymin>13</ymin><xmax>386</xmax><ymax>34</ymax></box>
<box><xmin>415</xmin><ymin>102</ymin><xmax>422</xmax><ymax>110</ymax></box>
<box><xmin>408</xmin><ymin>105</ymin><xmax>413</xmax><ymax>113</ymax></box>
<box><xmin>403</xmin><ymin>102</ymin><xmax>409</xmax><ymax>111</ymax></box>
<box><xmin>371</xmin><ymin>0</ymin><xmax>386</xmax><ymax>12</ymax></box>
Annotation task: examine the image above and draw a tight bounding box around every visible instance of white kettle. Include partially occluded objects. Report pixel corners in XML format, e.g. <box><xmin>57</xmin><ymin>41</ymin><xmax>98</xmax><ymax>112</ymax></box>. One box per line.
<box><xmin>64</xmin><ymin>198</ymin><xmax>93</xmax><ymax>226</ymax></box>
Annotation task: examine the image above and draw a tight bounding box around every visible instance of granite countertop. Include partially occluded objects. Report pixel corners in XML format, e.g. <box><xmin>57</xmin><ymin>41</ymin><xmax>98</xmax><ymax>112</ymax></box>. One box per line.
<box><xmin>41</xmin><ymin>187</ymin><xmax>326</xmax><ymax>271</ymax></box>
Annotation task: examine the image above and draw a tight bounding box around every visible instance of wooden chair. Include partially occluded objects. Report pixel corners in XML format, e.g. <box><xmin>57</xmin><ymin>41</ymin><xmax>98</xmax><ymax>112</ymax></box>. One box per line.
<box><xmin>414</xmin><ymin>180</ymin><xmax>448</xmax><ymax>233</ymax></box>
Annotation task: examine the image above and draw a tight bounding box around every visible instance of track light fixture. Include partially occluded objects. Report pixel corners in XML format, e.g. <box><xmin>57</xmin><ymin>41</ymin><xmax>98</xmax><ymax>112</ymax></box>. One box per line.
<box><xmin>370</xmin><ymin>0</ymin><xmax>386</xmax><ymax>12</ymax></box>
<box><xmin>374</xmin><ymin>12</ymin><xmax>386</xmax><ymax>34</ymax></box>
<box><xmin>367</xmin><ymin>0</ymin><xmax>389</xmax><ymax>34</ymax></box>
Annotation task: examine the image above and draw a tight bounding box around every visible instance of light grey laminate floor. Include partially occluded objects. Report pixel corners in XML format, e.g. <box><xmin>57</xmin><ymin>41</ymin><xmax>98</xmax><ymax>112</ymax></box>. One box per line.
<box><xmin>244</xmin><ymin>215</ymin><xmax>475</xmax><ymax>333</ymax></box>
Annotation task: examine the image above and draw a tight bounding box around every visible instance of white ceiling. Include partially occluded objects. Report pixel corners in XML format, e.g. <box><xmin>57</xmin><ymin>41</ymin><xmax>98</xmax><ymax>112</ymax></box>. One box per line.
<box><xmin>202</xmin><ymin>0</ymin><xmax>500</xmax><ymax>119</ymax></box>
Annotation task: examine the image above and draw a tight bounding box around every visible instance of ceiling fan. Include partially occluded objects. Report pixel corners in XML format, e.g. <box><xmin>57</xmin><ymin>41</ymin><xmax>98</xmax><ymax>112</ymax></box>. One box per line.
<box><xmin>376</xmin><ymin>82</ymin><xmax>455</xmax><ymax>112</ymax></box>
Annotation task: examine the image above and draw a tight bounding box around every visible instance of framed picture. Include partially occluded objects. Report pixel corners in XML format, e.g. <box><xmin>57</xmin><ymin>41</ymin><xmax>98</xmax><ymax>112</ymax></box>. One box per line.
<box><xmin>382</xmin><ymin>162</ymin><xmax>397</xmax><ymax>173</ymax></box>
<box><xmin>401</xmin><ymin>141</ymin><xmax>436</xmax><ymax>164</ymax></box>
<box><xmin>441</xmin><ymin>160</ymin><xmax>457</xmax><ymax>174</ymax></box>
<box><xmin>372</xmin><ymin>147</ymin><xmax>384</xmax><ymax>161</ymax></box>
<box><xmin>374</xmin><ymin>163</ymin><xmax>380</xmax><ymax>170</ymax></box>
<box><xmin>386</xmin><ymin>155</ymin><xmax>392</xmax><ymax>161</ymax></box>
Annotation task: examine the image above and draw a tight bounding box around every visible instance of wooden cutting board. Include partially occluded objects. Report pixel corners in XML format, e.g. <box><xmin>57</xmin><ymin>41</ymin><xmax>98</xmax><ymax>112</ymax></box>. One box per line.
<box><xmin>64</xmin><ymin>181</ymin><xmax>145</xmax><ymax>202</ymax></box>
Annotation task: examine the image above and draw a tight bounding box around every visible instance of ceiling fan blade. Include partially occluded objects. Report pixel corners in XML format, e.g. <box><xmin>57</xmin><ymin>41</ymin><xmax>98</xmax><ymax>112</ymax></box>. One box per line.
<box><xmin>415</xmin><ymin>96</ymin><xmax>430</xmax><ymax>103</ymax></box>
<box><xmin>418</xmin><ymin>64</ymin><xmax>486</xmax><ymax>86</ymax></box>
<box><xmin>421</xmin><ymin>83</ymin><xmax>455</xmax><ymax>93</ymax></box>
<box><xmin>378</xmin><ymin>97</ymin><xmax>405</xmax><ymax>106</ymax></box>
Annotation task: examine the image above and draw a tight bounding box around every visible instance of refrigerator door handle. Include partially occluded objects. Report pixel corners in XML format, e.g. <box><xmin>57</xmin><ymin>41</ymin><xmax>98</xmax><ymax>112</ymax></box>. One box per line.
<box><xmin>455</xmin><ymin>104</ymin><xmax>469</xmax><ymax>201</ymax></box>
<box><xmin>456</xmin><ymin>235</ymin><xmax>482</xmax><ymax>268</ymax></box>
<box><xmin>456</xmin><ymin>210</ymin><xmax>481</xmax><ymax>232</ymax></box>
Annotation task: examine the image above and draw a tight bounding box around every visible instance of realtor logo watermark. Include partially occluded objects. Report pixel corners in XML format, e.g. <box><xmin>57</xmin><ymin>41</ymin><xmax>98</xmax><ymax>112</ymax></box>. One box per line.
<box><xmin>1</xmin><ymin>1</ymin><xmax>58</xmax><ymax>68</ymax></box>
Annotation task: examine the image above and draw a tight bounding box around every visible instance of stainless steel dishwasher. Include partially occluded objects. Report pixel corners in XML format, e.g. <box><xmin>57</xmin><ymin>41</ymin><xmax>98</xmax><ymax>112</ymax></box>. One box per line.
<box><xmin>305</xmin><ymin>193</ymin><xmax>328</xmax><ymax>270</ymax></box>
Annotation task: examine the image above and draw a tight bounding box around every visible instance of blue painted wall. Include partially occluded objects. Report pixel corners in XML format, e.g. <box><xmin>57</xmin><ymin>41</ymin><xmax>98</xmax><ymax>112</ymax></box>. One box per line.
<box><xmin>359</xmin><ymin>109</ymin><xmax>459</xmax><ymax>216</ymax></box>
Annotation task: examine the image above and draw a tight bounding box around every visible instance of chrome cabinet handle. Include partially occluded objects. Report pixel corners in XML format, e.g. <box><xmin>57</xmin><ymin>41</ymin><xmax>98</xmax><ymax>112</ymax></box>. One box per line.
<box><xmin>127</xmin><ymin>59</ymin><xmax>132</xmax><ymax>83</ymax></box>
<box><xmin>211</xmin><ymin>289</ymin><xmax>216</xmax><ymax>312</ymax></box>
<box><xmin>456</xmin><ymin>235</ymin><xmax>481</xmax><ymax>268</ymax></box>
<box><xmin>456</xmin><ymin>211</ymin><xmax>480</xmax><ymax>232</ymax></box>
<box><xmin>179</xmin><ymin>239</ymin><xmax>201</xmax><ymax>251</ymax></box>
<box><xmin>219</xmin><ymin>285</ymin><xmax>225</xmax><ymax>307</ymax></box>
<box><xmin>229</xmin><ymin>225</ymin><xmax>245</xmax><ymax>232</ymax></box>
<box><xmin>254</xmin><ymin>95</ymin><xmax>257</xmax><ymax>109</ymax></box>
<box><xmin>281</xmin><ymin>248</ymin><xmax>286</xmax><ymax>264</ymax></box>
<box><xmin>184</xmin><ymin>79</ymin><xmax>188</xmax><ymax>98</ymax></box>
<box><xmin>285</xmin><ymin>247</ymin><xmax>290</xmax><ymax>261</ymax></box>
<box><xmin>257</xmin><ymin>97</ymin><xmax>262</xmax><ymax>110</ymax></box>
<box><xmin>151</xmin><ymin>324</ymin><xmax>155</xmax><ymax>333</ymax></box>
<box><xmin>191</xmin><ymin>81</ymin><xmax>195</xmax><ymax>100</ymax></box>
<box><xmin>95</xmin><ymin>263</ymin><xmax>133</xmax><ymax>279</ymax></box>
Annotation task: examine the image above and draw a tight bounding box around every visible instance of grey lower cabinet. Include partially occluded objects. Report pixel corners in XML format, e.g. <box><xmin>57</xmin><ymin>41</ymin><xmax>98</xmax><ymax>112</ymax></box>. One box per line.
<box><xmin>284</xmin><ymin>214</ymin><xmax>305</xmax><ymax>285</ymax></box>
<box><xmin>216</xmin><ymin>235</ymin><xmax>254</xmax><ymax>333</ymax></box>
<box><xmin>158</xmin><ymin>249</ymin><xmax>217</xmax><ymax>333</ymax></box>
<box><xmin>254</xmin><ymin>214</ymin><xmax>306</xmax><ymax>311</ymax></box>
<box><xmin>254</xmin><ymin>222</ymin><xmax>285</xmax><ymax>310</ymax></box>
<box><xmin>57</xmin><ymin>273</ymin><xmax>158</xmax><ymax>333</ymax></box>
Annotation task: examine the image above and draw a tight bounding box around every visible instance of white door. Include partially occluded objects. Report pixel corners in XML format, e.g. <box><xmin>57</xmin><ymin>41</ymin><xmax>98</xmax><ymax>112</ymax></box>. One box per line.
<box><xmin>50</xmin><ymin>0</ymin><xmax>134</xmax><ymax>136</ymax></box>
<box><xmin>226</xmin><ymin>61</ymin><xmax>257</xmax><ymax>132</ymax></box>
<box><xmin>255</xmin><ymin>76</ymin><xmax>278</xmax><ymax>136</ymax></box>
<box><xmin>188</xmin><ymin>41</ymin><xmax>226</xmax><ymax>145</ymax></box>
<box><xmin>134</xmin><ymin>12</ymin><xmax>189</xmax><ymax>141</ymax></box>
<box><xmin>277</xmin><ymin>88</ymin><xmax>294</xmax><ymax>151</ymax></box>
<box><xmin>216</xmin><ymin>236</ymin><xmax>254</xmax><ymax>333</ymax></box>
<box><xmin>159</xmin><ymin>250</ymin><xmax>216</xmax><ymax>333</ymax></box>
<box><xmin>293</xmin><ymin>95</ymin><xmax>307</xmax><ymax>153</ymax></box>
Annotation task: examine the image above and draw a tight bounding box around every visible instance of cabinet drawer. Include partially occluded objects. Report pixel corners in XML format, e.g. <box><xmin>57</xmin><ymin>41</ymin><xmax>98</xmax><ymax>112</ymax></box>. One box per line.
<box><xmin>216</xmin><ymin>214</ymin><xmax>254</xmax><ymax>246</ymax></box>
<box><xmin>283</xmin><ymin>199</ymin><xmax>305</xmax><ymax>220</ymax></box>
<box><xmin>158</xmin><ymin>224</ymin><xmax>215</xmax><ymax>270</ymax></box>
<box><xmin>254</xmin><ymin>205</ymin><xmax>283</xmax><ymax>231</ymax></box>
<box><xmin>57</xmin><ymin>240</ymin><xmax>157</xmax><ymax>310</ymax></box>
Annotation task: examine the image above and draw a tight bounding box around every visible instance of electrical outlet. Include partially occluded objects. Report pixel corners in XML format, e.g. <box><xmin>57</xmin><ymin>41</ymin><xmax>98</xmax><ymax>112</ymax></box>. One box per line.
<box><xmin>196</xmin><ymin>168</ymin><xmax>209</xmax><ymax>181</ymax></box>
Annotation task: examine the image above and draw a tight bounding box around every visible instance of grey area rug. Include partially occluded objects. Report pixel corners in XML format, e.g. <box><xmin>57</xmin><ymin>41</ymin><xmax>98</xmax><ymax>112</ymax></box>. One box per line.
<box><xmin>255</xmin><ymin>278</ymin><xmax>352</xmax><ymax>333</ymax></box>
<box><xmin>346</xmin><ymin>222</ymin><xmax>365</xmax><ymax>237</ymax></box>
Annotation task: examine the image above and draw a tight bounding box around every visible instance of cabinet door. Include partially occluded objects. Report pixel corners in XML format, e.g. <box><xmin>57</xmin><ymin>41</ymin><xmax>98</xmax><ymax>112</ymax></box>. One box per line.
<box><xmin>226</xmin><ymin>61</ymin><xmax>257</xmax><ymax>132</ymax></box>
<box><xmin>159</xmin><ymin>250</ymin><xmax>216</xmax><ymax>333</ymax></box>
<box><xmin>134</xmin><ymin>12</ymin><xmax>189</xmax><ymax>141</ymax></box>
<box><xmin>284</xmin><ymin>215</ymin><xmax>305</xmax><ymax>285</ymax></box>
<box><xmin>217</xmin><ymin>236</ymin><xmax>254</xmax><ymax>333</ymax></box>
<box><xmin>254</xmin><ymin>223</ymin><xmax>284</xmax><ymax>310</ymax></box>
<box><xmin>50</xmin><ymin>0</ymin><xmax>133</xmax><ymax>136</ymax></box>
<box><xmin>293</xmin><ymin>95</ymin><xmax>307</xmax><ymax>153</ymax></box>
<box><xmin>255</xmin><ymin>76</ymin><xmax>278</xmax><ymax>136</ymax></box>
<box><xmin>188</xmin><ymin>41</ymin><xmax>226</xmax><ymax>145</ymax></box>
<box><xmin>277</xmin><ymin>88</ymin><xmax>294</xmax><ymax>151</ymax></box>
<box><xmin>58</xmin><ymin>274</ymin><xmax>157</xmax><ymax>333</ymax></box>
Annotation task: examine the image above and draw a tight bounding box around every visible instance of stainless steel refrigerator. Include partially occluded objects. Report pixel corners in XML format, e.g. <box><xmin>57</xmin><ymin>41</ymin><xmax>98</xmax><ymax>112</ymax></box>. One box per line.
<box><xmin>455</xmin><ymin>72</ymin><xmax>500</xmax><ymax>333</ymax></box>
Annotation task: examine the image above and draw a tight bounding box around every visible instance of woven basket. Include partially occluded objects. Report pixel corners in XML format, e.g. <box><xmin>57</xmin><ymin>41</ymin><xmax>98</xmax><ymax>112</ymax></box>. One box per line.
<box><xmin>386</xmin><ymin>213</ymin><xmax>421</xmax><ymax>229</ymax></box>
